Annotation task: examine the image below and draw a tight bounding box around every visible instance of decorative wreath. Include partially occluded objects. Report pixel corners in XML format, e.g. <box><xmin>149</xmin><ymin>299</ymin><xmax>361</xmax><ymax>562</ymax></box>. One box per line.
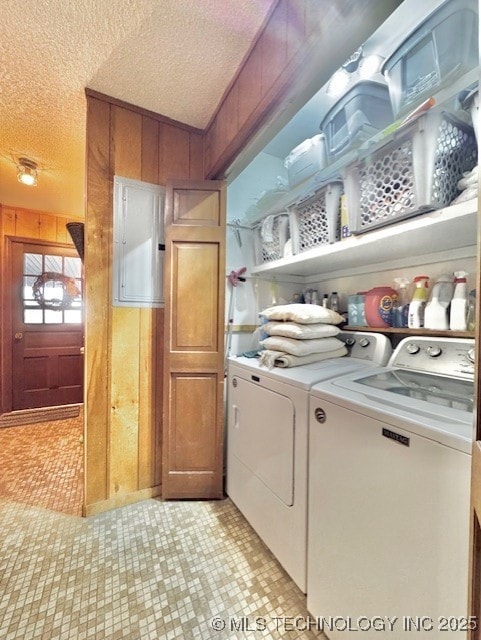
<box><xmin>32</xmin><ymin>272</ymin><xmax>81</xmax><ymax>310</ymax></box>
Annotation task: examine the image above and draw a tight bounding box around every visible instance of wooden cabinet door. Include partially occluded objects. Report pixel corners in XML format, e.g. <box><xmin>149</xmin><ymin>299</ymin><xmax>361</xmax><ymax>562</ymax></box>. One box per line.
<box><xmin>469</xmin><ymin>438</ymin><xmax>481</xmax><ymax>638</ymax></box>
<box><xmin>162</xmin><ymin>180</ymin><xmax>226</xmax><ymax>499</ymax></box>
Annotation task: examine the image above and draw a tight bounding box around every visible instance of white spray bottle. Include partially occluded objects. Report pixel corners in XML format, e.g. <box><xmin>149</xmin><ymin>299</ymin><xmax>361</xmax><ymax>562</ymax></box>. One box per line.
<box><xmin>408</xmin><ymin>276</ymin><xmax>429</xmax><ymax>329</ymax></box>
<box><xmin>424</xmin><ymin>274</ymin><xmax>454</xmax><ymax>330</ymax></box>
<box><xmin>449</xmin><ymin>271</ymin><xmax>469</xmax><ymax>331</ymax></box>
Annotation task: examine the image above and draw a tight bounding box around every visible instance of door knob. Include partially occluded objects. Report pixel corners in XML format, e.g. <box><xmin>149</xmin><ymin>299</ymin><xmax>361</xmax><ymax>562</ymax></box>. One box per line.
<box><xmin>14</xmin><ymin>332</ymin><xmax>23</xmax><ymax>340</ymax></box>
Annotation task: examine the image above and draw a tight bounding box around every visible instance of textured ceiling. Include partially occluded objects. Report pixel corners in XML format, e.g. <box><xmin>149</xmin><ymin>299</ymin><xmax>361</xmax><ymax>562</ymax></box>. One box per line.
<box><xmin>0</xmin><ymin>0</ymin><xmax>276</xmax><ymax>218</ymax></box>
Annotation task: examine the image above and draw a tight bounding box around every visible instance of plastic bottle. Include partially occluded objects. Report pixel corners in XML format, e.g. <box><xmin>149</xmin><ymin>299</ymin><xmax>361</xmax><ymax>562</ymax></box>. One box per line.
<box><xmin>392</xmin><ymin>277</ymin><xmax>410</xmax><ymax>328</ymax></box>
<box><xmin>365</xmin><ymin>286</ymin><xmax>398</xmax><ymax>328</ymax></box>
<box><xmin>329</xmin><ymin>291</ymin><xmax>339</xmax><ymax>312</ymax></box>
<box><xmin>424</xmin><ymin>274</ymin><xmax>454</xmax><ymax>330</ymax></box>
<box><xmin>322</xmin><ymin>294</ymin><xmax>329</xmax><ymax>308</ymax></box>
<box><xmin>311</xmin><ymin>289</ymin><xmax>319</xmax><ymax>305</ymax></box>
<box><xmin>467</xmin><ymin>289</ymin><xmax>476</xmax><ymax>331</ymax></box>
<box><xmin>450</xmin><ymin>271</ymin><xmax>469</xmax><ymax>331</ymax></box>
<box><xmin>408</xmin><ymin>276</ymin><xmax>429</xmax><ymax>328</ymax></box>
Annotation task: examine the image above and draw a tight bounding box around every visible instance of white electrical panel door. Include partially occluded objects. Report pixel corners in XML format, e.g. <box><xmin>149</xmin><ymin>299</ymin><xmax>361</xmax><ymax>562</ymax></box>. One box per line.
<box><xmin>113</xmin><ymin>176</ymin><xmax>165</xmax><ymax>308</ymax></box>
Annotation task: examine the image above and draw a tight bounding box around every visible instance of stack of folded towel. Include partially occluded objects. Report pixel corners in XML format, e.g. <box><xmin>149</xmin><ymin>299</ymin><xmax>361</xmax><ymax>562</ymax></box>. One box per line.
<box><xmin>452</xmin><ymin>164</ymin><xmax>478</xmax><ymax>205</ymax></box>
<box><xmin>258</xmin><ymin>303</ymin><xmax>347</xmax><ymax>368</ymax></box>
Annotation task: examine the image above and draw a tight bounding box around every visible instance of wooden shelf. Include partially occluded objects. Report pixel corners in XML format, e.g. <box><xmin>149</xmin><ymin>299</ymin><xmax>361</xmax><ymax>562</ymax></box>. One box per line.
<box><xmin>251</xmin><ymin>199</ymin><xmax>478</xmax><ymax>279</ymax></box>
<box><xmin>343</xmin><ymin>325</ymin><xmax>474</xmax><ymax>339</ymax></box>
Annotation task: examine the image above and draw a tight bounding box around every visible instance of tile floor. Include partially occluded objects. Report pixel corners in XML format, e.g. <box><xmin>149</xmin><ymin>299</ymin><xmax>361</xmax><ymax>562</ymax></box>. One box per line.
<box><xmin>0</xmin><ymin>411</ymin><xmax>83</xmax><ymax>516</ymax></box>
<box><xmin>0</xmin><ymin>415</ymin><xmax>327</xmax><ymax>640</ymax></box>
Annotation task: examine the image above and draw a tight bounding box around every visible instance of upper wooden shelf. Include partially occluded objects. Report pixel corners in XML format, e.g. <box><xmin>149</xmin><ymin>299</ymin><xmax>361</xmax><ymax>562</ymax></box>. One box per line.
<box><xmin>251</xmin><ymin>199</ymin><xmax>478</xmax><ymax>279</ymax></box>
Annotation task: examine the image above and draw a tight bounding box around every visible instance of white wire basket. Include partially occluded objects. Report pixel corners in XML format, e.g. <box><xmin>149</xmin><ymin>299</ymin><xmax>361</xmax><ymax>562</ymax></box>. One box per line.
<box><xmin>288</xmin><ymin>182</ymin><xmax>342</xmax><ymax>254</ymax></box>
<box><xmin>253</xmin><ymin>214</ymin><xmax>290</xmax><ymax>264</ymax></box>
<box><xmin>342</xmin><ymin>111</ymin><xmax>477</xmax><ymax>234</ymax></box>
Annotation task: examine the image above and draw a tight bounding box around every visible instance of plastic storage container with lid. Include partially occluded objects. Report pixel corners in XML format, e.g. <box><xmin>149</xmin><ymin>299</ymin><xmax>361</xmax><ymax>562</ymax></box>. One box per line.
<box><xmin>284</xmin><ymin>134</ymin><xmax>327</xmax><ymax>188</ymax></box>
<box><xmin>382</xmin><ymin>0</ymin><xmax>479</xmax><ymax>118</ymax></box>
<box><xmin>320</xmin><ymin>81</ymin><xmax>394</xmax><ymax>162</ymax></box>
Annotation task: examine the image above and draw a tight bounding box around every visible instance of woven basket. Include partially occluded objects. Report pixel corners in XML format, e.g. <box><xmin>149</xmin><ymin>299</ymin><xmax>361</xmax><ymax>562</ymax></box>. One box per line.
<box><xmin>66</xmin><ymin>222</ymin><xmax>84</xmax><ymax>262</ymax></box>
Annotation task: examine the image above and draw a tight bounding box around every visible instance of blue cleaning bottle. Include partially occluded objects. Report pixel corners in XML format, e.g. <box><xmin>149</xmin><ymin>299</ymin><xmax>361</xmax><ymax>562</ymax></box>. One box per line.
<box><xmin>392</xmin><ymin>277</ymin><xmax>410</xmax><ymax>328</ymax></box>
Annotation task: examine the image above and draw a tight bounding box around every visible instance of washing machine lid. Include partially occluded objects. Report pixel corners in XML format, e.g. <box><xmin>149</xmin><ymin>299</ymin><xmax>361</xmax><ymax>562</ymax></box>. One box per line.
<box><xmin>312</xmin><ymin>367</ymin><xmax>474</xmax><ymax>453</ymax></box>
<box><xmin>356</xmin><ymin>368</ymin><xmax>473</xmax><ymax>412</ymax></box>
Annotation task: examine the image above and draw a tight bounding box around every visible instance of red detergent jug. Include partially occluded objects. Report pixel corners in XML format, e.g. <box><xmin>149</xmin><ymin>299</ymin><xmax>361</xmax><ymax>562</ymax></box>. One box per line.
<box><xmin>364</xmin><ymin>286</ymin><xmax>398</xmax><ymax>328</ymax></box>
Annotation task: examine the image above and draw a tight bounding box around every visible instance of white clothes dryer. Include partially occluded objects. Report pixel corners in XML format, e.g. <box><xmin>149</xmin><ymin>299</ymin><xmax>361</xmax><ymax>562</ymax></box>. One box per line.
<box><xmin>226</xmin><ymin>331</ymin><xmax>392</xmax><ymax>592</ymax></box>
<box><xmin>307</xmin><ymin>336</ymin><xmax>475</xmax><ymax>639</ymax></box>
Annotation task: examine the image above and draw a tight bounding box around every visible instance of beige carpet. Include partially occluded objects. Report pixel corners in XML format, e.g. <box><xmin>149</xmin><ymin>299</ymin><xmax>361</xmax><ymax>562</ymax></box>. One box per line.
<box><xmin>0</xmin><ymin>404</ymin><xmax>81</xmax><ymax>428</ymax></box>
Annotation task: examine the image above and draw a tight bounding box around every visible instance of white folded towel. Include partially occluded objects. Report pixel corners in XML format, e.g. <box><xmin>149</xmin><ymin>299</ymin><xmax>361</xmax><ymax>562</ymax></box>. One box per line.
<box><xmin>260</xmin><ymin>335</ymin><xmax>345</xmax><ymax>356</ymax></box>
<box><xmin>261</xmin><ymin>215</ymin><xmax>275</xmax><ymax>242</ymax></box>
<box><xmin>259</xmin><ymin>346</ymin><xmax>347</xmax><ymax>369</ymax></box>
<box><xmin>263</xmin><ymin>321</ymin><xmax>340</xmax><ymax>339</ymax></box>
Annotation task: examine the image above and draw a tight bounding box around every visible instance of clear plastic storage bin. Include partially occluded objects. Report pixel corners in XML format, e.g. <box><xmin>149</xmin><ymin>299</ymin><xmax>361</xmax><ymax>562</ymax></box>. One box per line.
<box><xmin>288</xmin><ymin>182</ymin><xmax>342</xmax><ymax>254</ymax></box>
<box><xmin>284</xmin><ymin>134</ymin><xmax>327</xmax><ymax>188</ymax></box>
<box><xmin>320</xmin><ymin>81</ymin><xmax>394</xmax><ymax>162</ymax></box>
<box><xmin>343</xmin><ymin>111</ymin><xmax>477</xmax><ymax>234</ymax></box>
<box><xmin>254</xmin><ymin>214</ymin><xmax>290</xmax><ymax>264</ymax></box>
<box><xmin>382</xmin><ymin>0</ymin><xmax>478</xmax><ymax>117</ymax></box>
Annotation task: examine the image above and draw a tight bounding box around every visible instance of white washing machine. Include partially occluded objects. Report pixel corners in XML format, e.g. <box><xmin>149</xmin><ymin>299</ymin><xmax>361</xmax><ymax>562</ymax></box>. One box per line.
<box><xmin>226</xmin><ymin>331</ymin><xmax>392</xmax><ymax>592</ymax></box>
<box><xmin>307</xmin><ymin>336</ymin><xmax>475</xmax><ymax>639</ymax></box>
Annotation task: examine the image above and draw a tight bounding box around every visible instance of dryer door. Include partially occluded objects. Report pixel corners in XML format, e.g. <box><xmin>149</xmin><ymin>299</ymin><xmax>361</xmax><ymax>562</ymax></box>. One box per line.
<box><xmin>229</xmin><ymin>376</ymin><xmax>295</xmax><ymax>506</ymax></box>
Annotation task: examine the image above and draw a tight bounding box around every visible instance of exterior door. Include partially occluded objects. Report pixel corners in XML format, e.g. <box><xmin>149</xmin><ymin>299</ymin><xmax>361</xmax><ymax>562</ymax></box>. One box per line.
<box><xmin>11</xmin><ymin>240</ymin><xmax>84</xmax><ymax>410</ymax></box>
<box><xmin>162</xmin><ymin>180</ymin><xmax>226</xmax><ymax>499</ymax></box>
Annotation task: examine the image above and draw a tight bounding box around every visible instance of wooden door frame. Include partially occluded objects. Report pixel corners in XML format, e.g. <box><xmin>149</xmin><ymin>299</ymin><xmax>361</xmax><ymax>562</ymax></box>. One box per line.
<box><xmin>0</xmin><ymin>235</ymin><xmax>80</xmax><ymax>415</ymax></box>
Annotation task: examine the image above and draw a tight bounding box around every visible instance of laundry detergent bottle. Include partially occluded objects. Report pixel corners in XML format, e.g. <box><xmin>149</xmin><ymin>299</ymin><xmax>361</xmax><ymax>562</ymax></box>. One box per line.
<box><xmin>365</xmin><ymin>286</ymin><xmax>397</xmax><ymax>328</ymax></box>
<box><xmin>450</xmin><ymin>271</ymin><xmax>469</xmax><ymax>331</ymax></box>
<box><xmin>408</xmin><ymin>276</ymin><xmax>429</xmax><ymax>328</ymax></box>
<box><xmin>392</xmin><ymin>277</ymin><xmax>410</xmax><ymax>328</ymax></box>
<box><xmin>424</xmin><ymin>274</ymin><xmax>454</xmax><ymax>330</ymax></box>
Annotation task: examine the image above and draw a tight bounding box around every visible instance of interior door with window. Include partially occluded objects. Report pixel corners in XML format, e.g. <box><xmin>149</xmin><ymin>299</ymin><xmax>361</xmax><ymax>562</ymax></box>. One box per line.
<box><xmin>11</xmin><ymin>240</ymin><xmax>84</xmax><ymax>410</ymax></box>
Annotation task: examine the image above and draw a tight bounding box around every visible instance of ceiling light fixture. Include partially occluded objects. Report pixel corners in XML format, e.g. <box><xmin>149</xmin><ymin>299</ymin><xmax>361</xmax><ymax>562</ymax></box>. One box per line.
<box><xmin>17</xmin><ymin>157</ymin><xmax>38</xmax><ymax>186</ymax></box>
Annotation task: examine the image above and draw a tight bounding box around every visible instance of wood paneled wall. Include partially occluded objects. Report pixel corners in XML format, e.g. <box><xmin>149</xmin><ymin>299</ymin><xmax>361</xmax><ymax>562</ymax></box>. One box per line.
<box><xmin>0</xmin><ymin>205</ymin><xmax>81</xmax><ymax>414</ymax></box>
<box><xmin>0</xmin><ymin>205</ymin><xmax>80</xmax><ymax>245</ymax></box>
<box><xmin>84</xmin><ymin>92</ymin><xmax>204</xmax><ymax>515</ymax></box>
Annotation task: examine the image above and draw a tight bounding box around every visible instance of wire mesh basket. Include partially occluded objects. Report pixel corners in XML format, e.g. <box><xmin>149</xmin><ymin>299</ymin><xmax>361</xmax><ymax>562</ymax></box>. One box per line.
<box><xmin>288</xmin><ymin>182</ymin><xmax>342</xmax><ymax>254</ymax></box>
<box><xmin>343</xmin><ymin>111</ymin><xmax>477</xmax><ymax>234</ymax></box>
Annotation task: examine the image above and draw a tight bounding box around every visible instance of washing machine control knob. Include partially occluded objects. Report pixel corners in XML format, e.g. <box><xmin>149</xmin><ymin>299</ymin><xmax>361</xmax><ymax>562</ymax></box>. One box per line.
<box><xmin>426</xmin><ymin>346</ymin><xmax>442</xmax><ymax>358</ymax></box>
<box><xmin>467</xmin><ymin>348</ymin><xmax>476</xmax><ymax>364</ymax></box>
<box><xmin>359</xmin><ymin>337</ymin><xmax>370</xmax><ymax>347</ymax></box>
<box><xmin>314</xmin><ymin>407</ymin><xmax>327</xmax><ymax>424</ymax></box>
<box><xmin>344</xmin><ymin>337</ymin><xmax>356</xmax><ymax>347</ymax></box>
<box><xmin>406</xmin><ymin>343</ymin><xmax>420</xmax><ymax>355</ymax></box>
